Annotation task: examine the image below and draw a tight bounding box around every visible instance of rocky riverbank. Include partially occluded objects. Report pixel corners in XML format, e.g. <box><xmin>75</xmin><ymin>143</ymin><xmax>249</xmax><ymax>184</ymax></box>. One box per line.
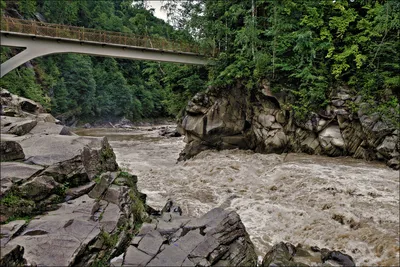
<box><xmin>178</xmin><ymin>82</ymin><xmax>399</xmax><ymax>170</ymax></box>
<box><xmin>0</xmin><ymin>88</ymin><xmax>357</xmax><ymax>266</ymax></box>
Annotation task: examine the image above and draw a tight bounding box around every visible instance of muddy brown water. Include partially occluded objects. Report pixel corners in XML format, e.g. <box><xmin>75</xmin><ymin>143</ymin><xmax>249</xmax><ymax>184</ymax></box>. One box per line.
<box><xmin>75</xmin><ymin>127</ymin><xmax>400</xmax><ymax>266</ymax></box>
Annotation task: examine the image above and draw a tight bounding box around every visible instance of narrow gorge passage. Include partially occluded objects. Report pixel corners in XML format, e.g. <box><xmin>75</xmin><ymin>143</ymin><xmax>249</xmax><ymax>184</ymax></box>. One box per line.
<box><xmin>76</xmin><ymin>127</ymin><xmax>400</xmax><ymax>266</ymax></box>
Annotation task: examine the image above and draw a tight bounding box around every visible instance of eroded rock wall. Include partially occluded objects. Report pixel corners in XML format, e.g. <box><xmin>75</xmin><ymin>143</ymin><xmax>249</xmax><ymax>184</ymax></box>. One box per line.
<box><xmin>178</xmin><ymin>84</ymin><xmax>399</xmax><ymax>169</ymax></box>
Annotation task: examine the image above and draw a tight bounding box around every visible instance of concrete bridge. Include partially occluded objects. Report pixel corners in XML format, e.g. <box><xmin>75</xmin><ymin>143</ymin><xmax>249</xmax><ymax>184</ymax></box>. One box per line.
<box><xmin>0</xmin><ymin>17</ymin><xmax>212</xmax><ymax>78</ymax></box>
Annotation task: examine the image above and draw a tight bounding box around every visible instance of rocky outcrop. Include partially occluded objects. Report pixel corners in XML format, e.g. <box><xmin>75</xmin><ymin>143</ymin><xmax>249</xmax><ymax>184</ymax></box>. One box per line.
<box><xmin>179</xmin><ymin>84</ymin><xmax>399</xmax><ymax>169</ymax></box>
<box><xmin>0</xmin><ymin>138</ymin><xmax>25</xmax><ymax>162</ymax></box>
<box><xmin>262</xmin><ymin>242</ymin><xmax>355</xmax><ymax>267</ymax></box>
<box><xmin>116</xmin><ymin>200</ymin><xmax>257</xmax><ymax>267</ymax></box>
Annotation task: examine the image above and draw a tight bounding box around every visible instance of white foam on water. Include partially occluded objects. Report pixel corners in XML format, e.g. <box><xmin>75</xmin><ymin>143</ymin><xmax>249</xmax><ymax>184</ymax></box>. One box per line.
<box><xmin>106</xmin><ymin>128</ymin><xmax>399</xmax><ymax>266</ymax></box>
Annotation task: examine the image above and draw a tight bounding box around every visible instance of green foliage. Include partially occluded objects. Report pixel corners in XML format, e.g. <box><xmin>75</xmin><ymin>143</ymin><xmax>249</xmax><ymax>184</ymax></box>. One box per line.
<box><xmin>172</xmin><ymin>0</ymin><xmax>399</xmax><ymax>119</ymax></box>
<box><xmin>100</xmin><ymin>230</ymin><xmax>118</xmax><ymax>247</ymax></box>
<box><xmin>4</xmin><ymin>0</ymin><xmax>398</xmax><ymax>123</ymax></box>
<box><xmin>3</xmin><ymin>0</ymin><xmax>207</xmax><ymax>123</ymax></box>
<box><xmin>128</xmin><ymin>190</ymin><xmax>146</xmax><ymax>223</ymax></box>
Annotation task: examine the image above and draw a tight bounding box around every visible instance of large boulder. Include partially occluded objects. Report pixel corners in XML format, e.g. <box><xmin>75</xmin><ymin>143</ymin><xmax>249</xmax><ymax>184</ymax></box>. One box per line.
<box><xmin>0</xmin><ymin>139</ymin><xmax>25</xmax><ymax>162</ymax></box>
<box><xmin>318</xmin><ymin>125</ymin><xmax>345</xmax><ymax>156</ymax></box>
<box><xmin>179</xmin><ymin>83</ymin><xmax>251</xmax><ymax>160</ymax></box>
<box><xmin>262</xmin><ymin>242</ymin><xmax>355</xmax><ymax>267</ymax></box>
<box><xmin>7</xmin><ymin>120</ymin><xmax>37</xmax><ymax>136</ymax></box>
<box><xmin>122</xmin><ymin>205</ymin><xmax>257</xmax><ymax>267</ymax></box>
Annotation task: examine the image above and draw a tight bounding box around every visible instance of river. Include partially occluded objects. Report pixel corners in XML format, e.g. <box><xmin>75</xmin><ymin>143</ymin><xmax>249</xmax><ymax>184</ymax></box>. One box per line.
<box><xmin>75</xmin><ymin>127</ymin><xmax>399</xmax><ymax>266</ymax></box>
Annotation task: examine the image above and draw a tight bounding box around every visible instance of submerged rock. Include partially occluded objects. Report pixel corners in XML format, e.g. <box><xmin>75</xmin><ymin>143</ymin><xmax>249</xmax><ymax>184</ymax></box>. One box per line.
<box><xmin>262</xmin><ymin>242</ymin><xmax>355</xmax><ymax>267</ymax></box>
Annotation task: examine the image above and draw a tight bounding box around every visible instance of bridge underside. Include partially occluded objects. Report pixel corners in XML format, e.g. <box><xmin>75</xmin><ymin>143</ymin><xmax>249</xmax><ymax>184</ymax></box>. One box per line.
<box><xmin>0</xmin><ymin>32</ymin><xmax>208</xmax><ymax>78</ymax></box>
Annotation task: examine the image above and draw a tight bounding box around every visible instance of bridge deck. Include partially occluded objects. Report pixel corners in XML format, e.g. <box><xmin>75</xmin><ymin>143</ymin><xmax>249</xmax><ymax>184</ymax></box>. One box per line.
<box><xmin>0</xmin><ymin>17</ymin><xmax>214</xmax><ymax>56</ymax></box>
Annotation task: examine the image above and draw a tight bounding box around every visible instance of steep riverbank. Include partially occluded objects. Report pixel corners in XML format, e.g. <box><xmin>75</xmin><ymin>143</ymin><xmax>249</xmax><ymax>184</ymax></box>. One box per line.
<box><xmin>178</xmin><ymin>83</ymin><xmax>399</xmax><ymax>171</ymax></box>
<box><xmin>76</xmin><ymin>127</ymin><xmax>399</xmax><ymax>266</ymax></box>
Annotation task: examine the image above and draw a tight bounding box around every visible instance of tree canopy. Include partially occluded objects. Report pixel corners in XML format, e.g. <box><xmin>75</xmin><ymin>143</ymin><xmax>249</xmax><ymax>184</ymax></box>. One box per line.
<box><xmin>1</xmin><ymin>0</ymin><xmax>398</xmax><ymax>125</ymax></box>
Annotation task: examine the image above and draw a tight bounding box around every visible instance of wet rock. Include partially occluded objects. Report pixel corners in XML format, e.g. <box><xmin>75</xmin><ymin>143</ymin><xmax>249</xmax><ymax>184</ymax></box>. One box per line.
<box><xmin>387</xmin><ymin>157</ymin><xmax>399</xmax><ymax>170</ymax></box>
<box><xmin>319</xmin><ymin>125</ymin><xmax>344</xmax><ymax>156</ymax></box>
<box><xmin>159</xmin><ymin>126</ymin><xmax>182</xmax><ymax>137</ymax></box>
<box><xmin>0</xmin><ymin>139</ymin><xmax>25</xmax><ymax>161</ymax></box>
<box><xmin>376</xmin><ymin>135</ymin><xmax>397</xmax><ymax>158</ymax></box>
<box><xmin>262</xmin><ymin>242</ymin><xmax>355</xmax><ymax>267</ymax></box>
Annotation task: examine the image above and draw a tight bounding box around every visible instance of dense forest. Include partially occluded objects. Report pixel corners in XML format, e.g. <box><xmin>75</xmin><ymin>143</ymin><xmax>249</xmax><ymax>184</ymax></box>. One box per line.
<box><xmin>0</xmin><ymin>0</ymin><xmax>208</xmax><ymax>124</ymax></box>
<box><xmin>1</xmin><ymin>0</ymin><xmax>399</xmax><ymax>126</ymax></box>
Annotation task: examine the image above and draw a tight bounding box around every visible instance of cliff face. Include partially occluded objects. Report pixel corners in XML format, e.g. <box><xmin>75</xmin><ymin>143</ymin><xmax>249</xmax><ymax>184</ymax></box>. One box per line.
<box><xmin>178</xmin><ymin>83</ymin><xmax>399</xmax><ymax>170</ymax></box>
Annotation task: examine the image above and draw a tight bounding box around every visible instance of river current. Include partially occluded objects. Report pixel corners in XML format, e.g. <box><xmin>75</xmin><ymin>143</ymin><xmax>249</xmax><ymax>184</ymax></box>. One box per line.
<box><xmin>75</xmin><ymin>127</ymin><xmax>399</xmax><ymax>266</ymax></box>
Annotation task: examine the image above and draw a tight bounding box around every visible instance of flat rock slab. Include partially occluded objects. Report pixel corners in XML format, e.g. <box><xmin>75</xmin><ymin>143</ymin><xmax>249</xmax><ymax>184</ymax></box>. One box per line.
<box><xmin>0</xmin><ymin>162</ymin><xmax>44</xmax><ymax>183</ymax></box>
<box><xmin>0</xmin><ymin>220</ymin><xmax>26</xmax><ymax>247</ymax></box>
<box><xmin>29</xmin><ymin>122</ymin><xmax>71</xmax><ymax>135</ymax></box>
<box><xmin>7</xmin><ymin>120</ymin><xmax>37</xmax><ymax>136</ymax></box>
<box><xmin>137</xmin><ymin>230</ymin><xmax>165</xmax><ymax>256</ymax></box>
<box><xmin>4</xmin><ymin>195</ymin><xmax>101</xmax><ymax>266</ymax></box>
<box><xmin>20</xmin><ymin>135</ymin><xmax>103</xmax><ymax>166</ymax></box>
<box><xmin>123</xmin><ymin>246</ymin><xmax>153</xmax><ymax>266</ymax></box>
<box><xmin>124</xmin><ymin>207</ymin><xmax>257</xmax><ymax>267</ymax></box>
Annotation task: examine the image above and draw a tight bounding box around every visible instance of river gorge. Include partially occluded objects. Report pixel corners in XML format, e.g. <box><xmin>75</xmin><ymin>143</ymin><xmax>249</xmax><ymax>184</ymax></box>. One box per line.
<box><xmin>75</xmin><ymin>127</ymin><xmax>400</xmax><ymax>266</ymax></box>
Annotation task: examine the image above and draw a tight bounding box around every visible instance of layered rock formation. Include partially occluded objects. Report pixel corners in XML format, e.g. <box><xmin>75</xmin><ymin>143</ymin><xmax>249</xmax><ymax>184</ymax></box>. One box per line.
<box><xmin>113</xmin><ymin>200</ymin><xmax>257</xmax><ymax>267</ymax></box>
<box><xmin>0</xmin><ymin>88</ymin><xmax>146</xmax><ymax>265</ymax></box>
<box><xmin>0</xmin><ymin>88</ymin><xmax>262</xmax><ymax>266</ymax></box>
<box><xmin>178</xmin><ymin>83</ymin><xmax>399</xmax><ymax>169</ymax></box>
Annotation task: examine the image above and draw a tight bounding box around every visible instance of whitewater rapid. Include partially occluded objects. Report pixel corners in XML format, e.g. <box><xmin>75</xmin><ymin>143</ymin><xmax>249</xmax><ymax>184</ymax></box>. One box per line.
<box><xmin>76</xmin><ymin>127</ymin><xmax>399</xmax><ymax>266</ymax></box>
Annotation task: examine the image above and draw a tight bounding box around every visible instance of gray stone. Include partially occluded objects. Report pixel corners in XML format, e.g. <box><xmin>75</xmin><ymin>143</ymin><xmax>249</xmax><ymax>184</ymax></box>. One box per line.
<box><xmin>20</xmin><ymin>135</ymin><xmax>98</xmax><ymax>166</ymax></box>
<box><xmin>29</xmin><ymin>122</ymin><xmax>71</xmax><ymax>135</ymax></box>
<box><xmin>0</xmin><ymin>162</ymin><xmax>44</xmax><ymax>183</ymax></box>
<box><xmin>147</xmin><ymin>245</ymin><xmax>189</xmax><ymax>267</ymax></box>
<box><xmin>377</xmin><ymin>135</ymin><xmax>397</xmax><ymax>158</ymax></box>
<box><xmin>66</xmin><ymin>182</ymin><xmax>96</xmax><ymax>200</ymax></box>
<box><xmin>36</xmin><ymin>113</ymin><xmax>56</xmax><ymax>123</ymax></box>
<box><xmin>7</xmin><ymin>120</ymin><xmax>37</xmax><ymax>136</ymax></box>
<box><xmin>88</xmin><ymin>172</ymin><xmax>118</xmax><ymax>199</ymax></box>
<box><xmin>0</xmin><ymin>140</ymin><xmax>25</xmax><ymax>161</ymax></box>
<box><xmin>4</xmin><ymin>195</ymin><xmax>101</xmax><ymax>266</ymax></box>
<box><xmin>300</xmin><ymin>134</ymin><xmax>321</xmax><ymax>154</ymax></box>
<box><xmin>100</xmin><ymin>202</ymin><xmax>120</xmax><ymax>233</ymax></box>
<box><xmin>138</xmin><ymin>230</ymin><xmax>165</xmax><ymax>256</ymax></box>
<box><xmin>275</xmin><ymin>111</ymin><xmax>286</xmax><ymax>124</ymax></box>
<box><xmin>104</xmin><ymin>184</ymin><xmax>128</xmax><ymax>205</ymax></box>
<box><xmin>258</xmin><ymin>114</ymin><xmax>275</xmax><ymax>128</ymax></box>
<box><xmin>0</xmin><ymin>220</ymin><xmax>26</xmax><ymax>247</ymax></box>
<box><xmin>19</xmin><ymin>175</ymin><xmax>59</xmax><ymax>201</ymax></box>
<box><xmin>332</xmin><ymin>99</ymin><xmax>345</xmax><ymax>107</ymax></box>
<box><xmin>319</xmin><ymin>125</ymin><xmax>344</xmax><ymax>156</ymax></box>
<box><xmin>110</xmin><ymin>254</ymin><xmax>124</xmax><ymax>267</ymax></box>
<box><xmin>138</xmin><ymin>222</ymin><xmax>157</xmax><ymax>236</ymax></box>
<box><xmin>387</xmin><ymin>158</ymin><xmax>399</xmax><ymax>170</ymax></box>
<box><xmin>123</xmin><ymin>245</ymin><xmax>152</xmax><ymax>266</ymax></box>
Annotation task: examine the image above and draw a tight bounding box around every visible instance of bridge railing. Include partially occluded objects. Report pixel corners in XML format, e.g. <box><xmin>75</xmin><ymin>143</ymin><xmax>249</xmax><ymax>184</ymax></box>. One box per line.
<box><xmin>1</xmin><ymin>17</ymin><xmax>215</xmax><ymax>56</ymax></box>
